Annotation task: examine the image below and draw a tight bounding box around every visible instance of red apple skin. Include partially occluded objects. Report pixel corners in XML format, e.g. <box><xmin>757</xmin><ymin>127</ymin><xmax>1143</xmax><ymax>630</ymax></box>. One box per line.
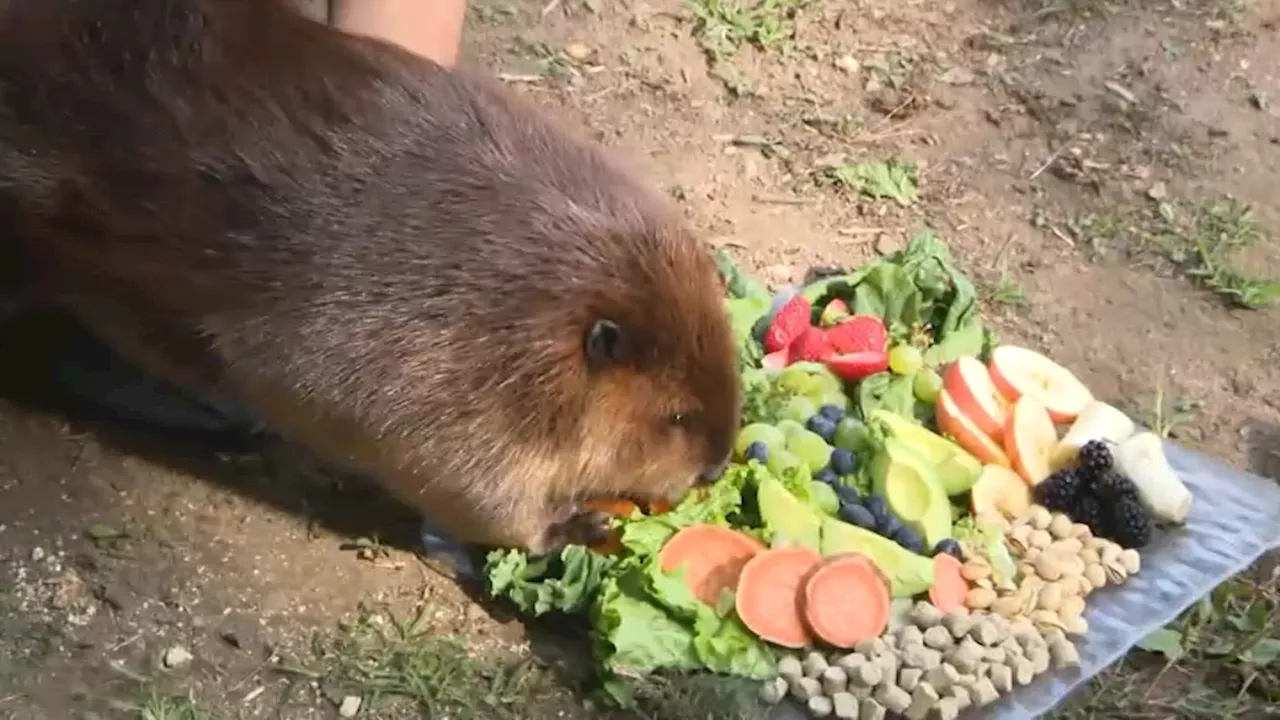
<box><xmin>936</xmin><ymin>389</ymin><xmax>1011</xmax><ymax>468</ymax></box>
<box><xmin>1003</xmin><ymin>396</ymin><xmax>1057</xmax><ymax>486</ymax></box>
<box><xmin>987</xmin><ymin>346</ymin><xmax>1094</xmax><ymax>424</ymax></box>
<box><xmin>942</xmin><ymin>357</ymin><xmax>1010</xmax><ymax>440</ymax></box>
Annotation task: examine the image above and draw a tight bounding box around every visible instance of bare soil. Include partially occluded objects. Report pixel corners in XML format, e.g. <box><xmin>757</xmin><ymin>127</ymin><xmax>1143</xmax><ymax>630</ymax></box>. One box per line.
<box><xmin>2</xmin><ymin>0</ymin><xmax>1278</xmax><ymax>718</ymax></box>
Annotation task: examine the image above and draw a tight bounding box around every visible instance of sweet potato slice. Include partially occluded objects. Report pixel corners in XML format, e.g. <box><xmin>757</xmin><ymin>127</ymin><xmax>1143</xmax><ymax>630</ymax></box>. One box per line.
<box><xmin>659</xmin><ymin>525</ymin><xmax>766</xmax><ymax>607</ymax></box>
<box><xmin>802</xmin><ymin>553</ymin><xmax>891</xmax><ymax>649</ymax></box>
<box><xmin>927</xmin><ymin>552</ymin><xmax>969</xmax><ymax>614</ymax></box>
<box><xmin>735</xmin><ymin>546</ymin><xmax>823</xmax><ymax>649</ymax></box>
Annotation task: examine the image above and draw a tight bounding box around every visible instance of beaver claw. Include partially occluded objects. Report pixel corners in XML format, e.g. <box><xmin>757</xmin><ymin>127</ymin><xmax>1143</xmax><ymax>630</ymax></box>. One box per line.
<box><xmin>536</xmin><ymin>507</ymin><xmax>614</xmax><ymax>556</ymax></box>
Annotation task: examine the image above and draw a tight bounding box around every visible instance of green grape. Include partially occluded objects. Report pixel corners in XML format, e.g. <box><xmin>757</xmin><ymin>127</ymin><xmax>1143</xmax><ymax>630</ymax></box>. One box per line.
<box><xmin>767</xmin><ymin>448</ymin><xmax>805</xmax><ymax>476</ymax></box>
<box><xmin>913</xmin><ymin>369</ymin><xmax>944</xmax><ymax>404</ymax></box>
<box><xmin>888</xmin><ymin>344</ymin><xmax>925</xmax><ymax>376</ymax></box>
<box><xmin>788</xmin><ymin>429</ymin><xmax>833</xmax><ymax>472</ymax></box>
<box><xmin>776</xmin><ymin>419</ymin><xmax>807</xmax><ymax>441</ymax></box>
<box><xmin>810</xmin><ymin>481</ymin><xmax>840</xmax><ymax>516</ymax></box>
<box><xmin>779</xmin><ymin>395</ymin><xmax>817</xmax><ymax>424</ymax></box>
<box><xmin>734</xmin><ymin>422</ymin><xmax>787</xmax><ymax>460</ymax></box>
<box><xmin>834</xmin><ymin>417</ymin><xmax>872</xmax><ymax>453</ymax></box>
<box><xmin>776</xmin><ymin>366</ymin><xmax>817</xmax><ymax>396</ymax></box>
<box><xmin>818</xmin><ymin>392</ymin><xmax>850</xmax><ymax>412</ymax></box>
<box><xmin>808</xmin><ymin>368</ymin><xmax>844</xmax><ymax>397</ymax></box>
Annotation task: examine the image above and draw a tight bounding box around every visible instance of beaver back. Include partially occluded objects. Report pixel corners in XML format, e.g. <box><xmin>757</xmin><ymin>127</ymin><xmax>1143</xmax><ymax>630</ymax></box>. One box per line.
<box><xmin>0</xmin><ymin>0</ymin><xmax>740</xmax><ymax>546</ymax></box>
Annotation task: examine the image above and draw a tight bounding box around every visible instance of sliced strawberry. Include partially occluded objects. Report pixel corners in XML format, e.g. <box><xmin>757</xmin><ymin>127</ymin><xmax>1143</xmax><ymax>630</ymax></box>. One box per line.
<box><xmin>761</xmin><ymin>348</ymin><xmax>791</xmax><ymax>369</ymax></box>
<box><xmin>826</xmin><ymin>351</ymin><xmax>889</xmax><ymax>382</ymax></box>
<box><xmin>825</xmin><ymin>314</ymin><xmax>888</xmax><ymax>354</ymax></box>
<box><xmin>763</xmin><ymin>295</ymin><xmax>813</xmax><ymax>353</ymax></box>
<box><xmin>788</xmin><ymin>327</ymin><xmax>834</xmax><ymax>362</ymax></box>
<box><xmin>819</xmin><ymin>299</ymin><xmax>851</xmax><ymax>327</ymax></box>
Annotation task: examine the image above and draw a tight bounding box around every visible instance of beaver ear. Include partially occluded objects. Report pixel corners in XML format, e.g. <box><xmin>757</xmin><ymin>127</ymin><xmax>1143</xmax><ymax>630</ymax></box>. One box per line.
<box><xmin>585</xmin><ymin>319</ymin><xmax>624</xmax><ymax>369</ymax></box>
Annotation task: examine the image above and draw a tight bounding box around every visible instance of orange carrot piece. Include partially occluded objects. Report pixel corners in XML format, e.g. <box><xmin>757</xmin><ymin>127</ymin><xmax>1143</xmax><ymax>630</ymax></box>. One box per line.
<box><xmin>584</xmin><ymin>498</ymin><xmax>641</xmax><ymax>517</ymax></box>
<box><xmin>658</xmin><ymin>525</ymin><xmax>766</xmax><ymax>607</ymax></box>
<box><xmin>647</xmin><ymin>498</ymin><xmax>673</xmax><ymax>515</ymax></box>
<box><xmin>927</xmin><ymin>553</ymin><xmax>970</xmax><ymax>614</ymax></box>
<box><xmin>802</xmin><ymin>553</ymin><xmax>891</xmax><ymax>649</ymax></box>
<box><xmin>735</xmin><ymin>546</ymin><xmax>824</xmax><ymax>649</ymax></box>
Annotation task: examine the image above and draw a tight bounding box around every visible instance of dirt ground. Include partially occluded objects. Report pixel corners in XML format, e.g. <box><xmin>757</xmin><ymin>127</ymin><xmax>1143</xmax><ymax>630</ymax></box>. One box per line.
<box><xmin>2</xmin><ymin>0</ymin><xmax>1278</xmax><ymax>718</ymax></box>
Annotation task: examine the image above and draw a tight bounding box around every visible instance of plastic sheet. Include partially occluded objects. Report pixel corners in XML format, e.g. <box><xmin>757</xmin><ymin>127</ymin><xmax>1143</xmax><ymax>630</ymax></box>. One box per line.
<box><xmin>769</xmin><ymin>441</ymin><xmax>1280</xmax><ymax>719</ymax></box>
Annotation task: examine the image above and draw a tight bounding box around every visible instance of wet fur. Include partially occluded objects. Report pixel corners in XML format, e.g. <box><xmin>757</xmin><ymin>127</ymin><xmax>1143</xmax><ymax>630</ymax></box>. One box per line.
<box><xmin>0</xmin><ymin>0</ymin><xmax>741</xmax><ymax>552</ymax></box>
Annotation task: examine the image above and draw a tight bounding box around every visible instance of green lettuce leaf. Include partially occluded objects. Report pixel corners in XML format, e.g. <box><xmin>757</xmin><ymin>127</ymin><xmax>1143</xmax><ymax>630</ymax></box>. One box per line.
<box><xmin>485</xmin><ymin>545</ymin><xmax>619</xmax><ymax>616</ymax></box>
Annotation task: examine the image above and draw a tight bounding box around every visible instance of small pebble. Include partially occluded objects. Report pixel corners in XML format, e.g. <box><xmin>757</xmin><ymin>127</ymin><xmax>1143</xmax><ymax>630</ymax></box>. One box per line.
<box><xmin>950</xmin><ymin>685</ymin><xmax>972</xmax><ymax>710</ymax></box>
<box><xmin>984</xmin><ymin>647</ymin><xmax>1007</xmax><ymax>664</ymax></box>
<box><xmin>856</xmin><ymin>638</ymin><xmax>887</xmax><ymax>657</ymax></box>
<box><xmin>899</xmin><ymin>625</ymin><xmax>925</xmax><ymax>647</ymax></box>
<box><xmin>925</xmin><ymin>663</ymin><xmax>959</xmax><ymax>692</ymax></box>
<box><xmin>902</xmin><ymin>645</ymin><xmax>942</xmax><ymax>670</ymax></box>
<box><xmin>932</xmin><ymin>696</ymin><xmax>961</xmax><ymax>720</ymax></box>
<box><xmin>832</xmin><ymin>692</ymin><xmax>860</xmax><ymax>720</ymax></box>
<box><xmin>905</xmin><ymin>683</ymin><xmax>940</xmax><ymax>720</ymax></box>
<box><xmin>809</xmin><ymin>696</ymin><xmax>835</xmax><ymax>718</ymax></box>
<box><xmin>790</xmin><ymin>676</ymin><xmax>822</xmax><ymax>701</ymax></box>
<box><xmin>873</xmin><ymin>684</ymin><xmax>912</xmax><ymax>714</ymax></box>
<box><xmin>836</xmin><ymin>652</ymin><xmax>868</xmax><ymax>672</ymax></box>
<box><xmin>969</xmin><ymin>620</ymin><xmax>1001</xmax><ymax>647</ymax></box>
<box><xmin>162</xmin><ymin>646</ymin><xmax>193</xmax><ymax>669</ymax></box>
<box><xmin>850</xmin><ymin>660</ymin><xmax>883</xmax><ymax>688</ymax></box>
<box><xmin>338</xmin><ymin>696</ymin><xmax>361</xmax><ymax>719</ymax></box>
<box><xmin>949</xmin><ymin>637</ymin><xmax>985</xmax><ymax>673</ymax></box>
<box><xmin>922</xmin><ymin>626</ymin><xmax>954</xmax><ymax>650</ymax></box>
<box><xmin>988</xmin><ymin>664</ymin><xmax>1013</xmax><ymax>694</ymax></box>
<box><xmin>822</xmin><ymin>666</ymin><xmax>850</xmax><ymax>695</ymax></box>
<box><xmin>898</xmin><ymin>667</ymin><xmax>923</xmax><ymax>692</ymax></box>
<box><xmin>778</xmin><ymin>656</ymin><xmax>804</xmax><ymax>681</ymax></box>
<box><xmin>1012</xmin><ymin>657</ymin><xmax>1036</xmax><ymax>686</ymax></box>
<box><xmin>804</xmin><ymin>652</ymin><xmax>831</xmax><ymax>678</ymax></box>
<box><xmin>1050</xmin><ymin>640</ymin><xmax>1082</xmax><ymax>669</ymax></box>
<box><xmin>972</xmin><ymin>677</ymin><xmax>1000</xmax><ymax>706</ymax></box>
<box><xmin>942</xmin><ymin>609</ymin><xmax>973</xmax><ymax>639</ymax></box>
<box><xmin>876</xmin><ymin>653</ymin><xmax>899</xmax><ymax>686</ymax></box>
<box><xmin>859</xmin><ymin>698</ymin><xmax>888</xmax><ymax>720</ymax></box>
<box><xmin>759</xmin><ymin>677</ymin><xmax>788</xmax><ymax>704</ymax></box>
<box><xmin>912</xmin><ymin>601</ymin><xmax>945</xmax><ymax>628</ymax></box>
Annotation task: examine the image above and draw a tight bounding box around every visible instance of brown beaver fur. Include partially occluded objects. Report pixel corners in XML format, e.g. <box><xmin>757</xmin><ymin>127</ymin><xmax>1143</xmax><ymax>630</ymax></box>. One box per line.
<box><xmin>0</xmin><ymin>0</ymin><xmax>741</xmax><ymax>554</ymax></box>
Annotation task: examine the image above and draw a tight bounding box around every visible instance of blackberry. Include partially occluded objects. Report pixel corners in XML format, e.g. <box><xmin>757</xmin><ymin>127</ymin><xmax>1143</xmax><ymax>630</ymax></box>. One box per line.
<box><xmin>1092</xmin><ymin>469</ymin><xmax>1141</xmax><ymax>503</ymax></box>
<box><xmin>1033</xmin><ymin>468</ymin><xmax>1084</xmax><ymax>514</ymax></box>
<box><xmin>1077</xmin><ymin>440</ymin><xmax>1114</xmax><ymax>481</ymax></box>
<box><xmin>1071</xmin><ymin>494</ymin><xmax>1105</xmax><ymax>536</ymax></box>
<box><xmin>1102</xmin><ymin>496</ymin><xmax>1153</xmax><ymax>549</ymax></box>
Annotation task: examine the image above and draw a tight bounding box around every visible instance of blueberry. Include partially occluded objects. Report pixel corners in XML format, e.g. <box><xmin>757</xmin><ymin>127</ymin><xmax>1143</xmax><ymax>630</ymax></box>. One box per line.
<box><xmin>863</xmin><ymin>495</ymin><xmax>889</xmax><ymax>522</ymax></box>
<box><xmin>933</xmin><ymin>538</ymin><xmax>964</xmax><ymax>559</ymax></box>
<box><xmin>877</xmin><ymin>514</ymin><xmax>903</xmax><ymax>539</ymax></box>
<box><xmin>839</xmin><ymin>503</ymin><xmax>877</xmax><ymax>530</ymax></box>
<box><xmin>805</xmin><ymin>415</ymin><xmax>837</xmax><ymax>444</ymax></box>
<box><xmin>832</xmin><ymin>484</ymin><xmax>862</xmax><ymax>507</ymax></box>
<box><xmin>829</xmin><ymin>448</ymin><xmax>857</xmax><ymax>476</ymax></box>
<box><xmin>744</xmin><ymin>441</ymin><xmax>770</xmax><ymax>464</ymax></box>
<box><xmin>814</xmin><ymin>468</ymin><xmax>840</xmax><ymax>485</ymax></box>
<box><xmin>818</xmin><ymin>404</ymin><xmax>846</xmax><ymax>422</ymax></box>
<box><xmin>894</xmin><ymin>527</ymin><xmax>926</xmax><ymax>554</ymax></box>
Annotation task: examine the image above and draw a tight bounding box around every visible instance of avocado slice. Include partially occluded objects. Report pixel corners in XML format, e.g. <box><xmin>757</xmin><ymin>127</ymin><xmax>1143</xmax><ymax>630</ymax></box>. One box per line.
<box><xmin>819</xmin><ymin>516</ymin><xmax>935</xmax><ymax>597</ymax></box>
<box><xmin>870</xmin><ymin>438</ymin><xmax>954</xmax><ymax>549</ymax></box>
<box><xmin>870</xmin><ymin>409</ymin><xmax>982</xmax><ymax>496</ymax></box>
<box><xmin>757</xmin><ymin>475</ymin><xmax>822</xmax><ymax>550</ymax></box>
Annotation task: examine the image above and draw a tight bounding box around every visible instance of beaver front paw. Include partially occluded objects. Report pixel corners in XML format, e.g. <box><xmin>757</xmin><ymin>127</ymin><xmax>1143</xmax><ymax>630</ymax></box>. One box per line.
<box><xmin>533</xmin><ymin>506</ymin><xmax>614</xmax><ymax>557</ymax></box>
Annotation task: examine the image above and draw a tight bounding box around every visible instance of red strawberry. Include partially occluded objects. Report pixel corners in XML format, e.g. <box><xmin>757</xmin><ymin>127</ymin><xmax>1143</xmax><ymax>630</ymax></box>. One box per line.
<box><xmin>761</xmin><ymin>348</ymin><xmax>791</xmax><ymax>369</ymax></box>
<box><xmin>788</xmin><ymin>327</ymin><xmax>834</xmax><ymax>362</ymax></box>
<box><xmin>825</xmin><ymin>314</ymin><xmax>888</xmax><ymax>354</ymax></box>
<box><xmin>826</xmin><ymin>351</ymin><xmax>890</xmax><ymax>381</ymax></box>
<box><xmin>819</xmin><ymin>299</ymin><xmax>851</xmax><ymax>327</ymax></box>
<box><xmin>763</xmin><ymin>295</ymin><xmax>813</xmax><ymax>353</ymax></box>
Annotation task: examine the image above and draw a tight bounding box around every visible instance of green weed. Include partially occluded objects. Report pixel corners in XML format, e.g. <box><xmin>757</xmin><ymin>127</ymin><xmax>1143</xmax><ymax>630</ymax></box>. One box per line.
<box><xmin>687</xmin><ymin>0</ymin><xmax>806</xmax><ymax>61</ymax></box>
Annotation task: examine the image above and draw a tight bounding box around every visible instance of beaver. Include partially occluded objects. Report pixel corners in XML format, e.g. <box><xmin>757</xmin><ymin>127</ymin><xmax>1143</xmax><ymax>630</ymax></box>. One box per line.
<box><xmin>0</xmin><ymin>0</ymin><xmax>741</xmax><ymax>554</ymax></box>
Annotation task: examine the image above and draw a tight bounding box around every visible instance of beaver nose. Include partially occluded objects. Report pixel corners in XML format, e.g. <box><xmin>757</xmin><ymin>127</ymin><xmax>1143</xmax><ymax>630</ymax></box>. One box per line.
<box><xmin>696</xmin><ymin>458</ymin><xmax>729</xmax><ymax>485</ymax></box>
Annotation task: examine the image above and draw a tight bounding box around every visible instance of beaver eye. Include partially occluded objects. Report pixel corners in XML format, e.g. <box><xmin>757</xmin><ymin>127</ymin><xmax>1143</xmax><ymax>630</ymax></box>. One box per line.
<box><xmin>585</xmin><ymin>319</ymin><xmax>623</xmax><ymax>370</ymax></box>
<box><xmin>667</xmin><ymin>412</ymin><xmax>696</xmax><ymax>429</ymax></box>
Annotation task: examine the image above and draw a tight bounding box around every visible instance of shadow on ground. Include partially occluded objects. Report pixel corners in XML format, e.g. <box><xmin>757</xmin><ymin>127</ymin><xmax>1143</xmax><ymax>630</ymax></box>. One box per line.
<box><xmin>1245</xmin><ymin>418</ymin><xmax>1280</xmax><ymax>482</ymax></box>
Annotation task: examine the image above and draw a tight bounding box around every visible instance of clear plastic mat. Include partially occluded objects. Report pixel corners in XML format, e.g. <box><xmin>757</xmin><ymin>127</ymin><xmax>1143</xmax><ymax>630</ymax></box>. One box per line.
<box><xmin>768</xmin><ymin>441</ymin><xmax>1280</xmax><ymax>719</ymax></box>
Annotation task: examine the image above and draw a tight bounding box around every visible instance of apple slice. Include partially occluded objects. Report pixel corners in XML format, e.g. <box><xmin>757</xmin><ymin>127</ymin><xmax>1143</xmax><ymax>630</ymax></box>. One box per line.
<box><xmin>936</xmin><ymin>389</ymin><xmax>1010</xmax><ymax>468</ymax></box>
<box><xmin>942</xmin><ymin>357</ymin><xmax>1010</xmax><ymax>440</ymax></box>
<box><xmin>971</xmin><ymin>464</ymin><xmax>1032</xmax><ymax>521</ymax></box>
<box><xmin>987</xmin><ymin>345</ymin><xmax>1094</xmax><ymax>423</ymax></box>
<box><xmin>1004</xmin><ymin>395</ymin><xmax>1058</xmax><ymax>486</ymax></box>
<box><xmin>762</xmin><ymin>348</ymin><xmax>791</xmax><ymax>369</ymax></box>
